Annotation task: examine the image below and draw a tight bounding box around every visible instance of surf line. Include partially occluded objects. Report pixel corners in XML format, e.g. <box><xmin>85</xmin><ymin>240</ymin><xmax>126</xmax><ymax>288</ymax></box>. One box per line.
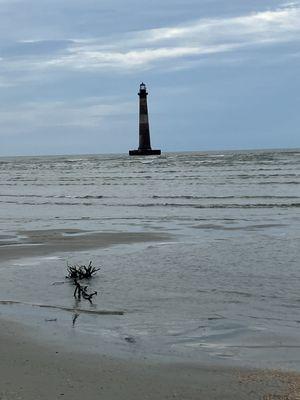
<box><xmin>0</xmin><ymin>300</ymin><xmax>124</xmax><ymax>316</ymax></box>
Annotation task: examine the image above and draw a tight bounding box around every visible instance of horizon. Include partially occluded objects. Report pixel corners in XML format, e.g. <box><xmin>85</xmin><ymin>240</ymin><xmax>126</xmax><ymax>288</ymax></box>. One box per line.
<box><xmin>0</xmin><ymin>146</ymin><xmax>299</xmax><ymax>159</ymax></box>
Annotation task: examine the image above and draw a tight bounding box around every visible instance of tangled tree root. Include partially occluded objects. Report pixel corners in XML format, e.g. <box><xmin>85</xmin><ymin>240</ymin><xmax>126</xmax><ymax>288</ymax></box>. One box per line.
<box><xmin>66</xmin><ymin>261</ymin><xmax>100</xmax><ymax>304</ymax></box>
<box><xmin>66</xmin><ymin>261</ymin><xmax>100</xmax><ymax>280</ymax></box>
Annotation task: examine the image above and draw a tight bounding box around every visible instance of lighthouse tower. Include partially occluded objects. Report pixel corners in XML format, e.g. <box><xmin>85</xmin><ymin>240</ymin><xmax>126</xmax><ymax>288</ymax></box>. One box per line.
<box><xmin>129</xmin><ymin>83</ymin><xmax>161</xmax><ymax>156</ymax></box>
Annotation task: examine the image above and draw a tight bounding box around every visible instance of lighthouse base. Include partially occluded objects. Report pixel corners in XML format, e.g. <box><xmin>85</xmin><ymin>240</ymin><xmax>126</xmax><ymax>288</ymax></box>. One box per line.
<box><xmin>129</xmin><ymin>149</ymin><xmax>161</xmax><ymax>156</ymax></box>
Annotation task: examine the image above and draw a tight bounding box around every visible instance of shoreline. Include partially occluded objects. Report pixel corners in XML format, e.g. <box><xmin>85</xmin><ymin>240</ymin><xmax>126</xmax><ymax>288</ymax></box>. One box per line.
<box><xmin>1</xmin><ymin>227</ymin><xmax>300</xmax><ymax>398</ymax></box>
<box><xmin>1</xmin><ymin>228</ymin><xmax>300</xmax><ymax>375</ymax></box>
<box><xmin>1</xmin><ymin>318</ymin><xmax>299</xmax><ymax>400</ymax></box>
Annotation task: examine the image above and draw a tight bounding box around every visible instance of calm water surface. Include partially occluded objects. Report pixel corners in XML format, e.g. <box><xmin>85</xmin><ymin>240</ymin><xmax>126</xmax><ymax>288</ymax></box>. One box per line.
<box><xmin>0</xmin><ymin>150</ymin><xmax>299</xmax><ymax>369</ymax></box>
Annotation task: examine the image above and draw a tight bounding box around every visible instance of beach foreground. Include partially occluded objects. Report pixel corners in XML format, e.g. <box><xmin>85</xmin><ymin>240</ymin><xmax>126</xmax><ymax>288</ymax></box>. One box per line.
<box><xmin>1</xmin><ymin>151</ymin><xmax>299</xmax><ymax>399</ymax></box>
<box><xmin>1</xmin><ymin>319</ymin><xmax>300</xmax><ymax>400</ymax></box>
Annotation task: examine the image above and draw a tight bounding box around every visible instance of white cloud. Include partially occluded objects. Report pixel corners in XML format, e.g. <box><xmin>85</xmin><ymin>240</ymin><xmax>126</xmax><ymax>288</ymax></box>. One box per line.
<box><xmin>42</xmin><ymin>43</ymin><xmax>240</xmax><ymax>71</ymax></box>
<box><xmin>143</xmin><ymin>7</ymin><xmax>300</xmax><ymax>43</ymax></box>
<box><xmin>1</xmin><ymin>3</ymin><xmax>300</xmax><ymax>73</ymax></box>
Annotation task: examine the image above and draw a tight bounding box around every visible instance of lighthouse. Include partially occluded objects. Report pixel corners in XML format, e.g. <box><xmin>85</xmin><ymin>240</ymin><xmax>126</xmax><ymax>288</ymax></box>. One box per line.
<box><xmin>129</xmin><ymin>83</ymin><xmax>161</xmax><ymax>156</ymax></box>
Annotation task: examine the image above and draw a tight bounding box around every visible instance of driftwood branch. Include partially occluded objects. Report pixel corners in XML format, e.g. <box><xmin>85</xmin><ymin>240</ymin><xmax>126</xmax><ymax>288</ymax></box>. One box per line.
<box><xmin>66</xmin><ymin>261</ymin><xmax>100</xmax><ymax>280</ymax></box>
<box><xmin>73</xmin><ymin>278</ymin><xmax>98</xmax><ymax>304</ymax></box>
<box><xmin>66</xmin><ymin>261</ymin><xmax>100</xmax><ymax>304</ymax></box>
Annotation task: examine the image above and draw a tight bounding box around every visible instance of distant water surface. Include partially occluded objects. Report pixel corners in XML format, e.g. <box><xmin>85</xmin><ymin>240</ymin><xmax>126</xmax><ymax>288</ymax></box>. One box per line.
<box><xmin>0</xmin><ymin>149</ymin><xmax>299</xmax><ymax>369</ymax></box>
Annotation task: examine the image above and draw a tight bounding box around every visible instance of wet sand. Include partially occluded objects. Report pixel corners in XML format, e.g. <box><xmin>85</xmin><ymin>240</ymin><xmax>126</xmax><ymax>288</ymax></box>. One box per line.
<box><xmin>1</xmin><ymin>228</ymin><xmax>300</xmax><ymax>399</ymax></box>
<box><xmin>1</xmin><ymin>319</ymin><xmax>299</xmax><ymax>400</ymax></box>
<box><xmin>0</xmin><ymin>229</ymin><xmax>171</xmax><ymax>261</ymax></box>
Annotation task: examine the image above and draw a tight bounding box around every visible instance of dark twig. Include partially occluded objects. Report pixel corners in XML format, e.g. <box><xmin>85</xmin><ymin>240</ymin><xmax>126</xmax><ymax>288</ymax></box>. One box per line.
<box><xmin>73</xmin><ymin>278</ymin><xmax>98</xmax><ymax>304</ymax></box>
<box><xmin>72</xmin><ymin>313</ymin><xmax>80</xmax><ymax>327</ymax></box>
<box><xmin>66</xmin><ymin>261</ymin><xmax>100</xmax><ymax>280</ymax></box>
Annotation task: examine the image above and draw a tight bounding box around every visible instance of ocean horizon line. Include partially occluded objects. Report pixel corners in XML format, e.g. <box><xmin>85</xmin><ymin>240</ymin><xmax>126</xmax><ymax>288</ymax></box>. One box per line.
<box><xmin>0</xmin><ymin>146</ymin><xmax>299</xmax><ymax>160</ymax></box>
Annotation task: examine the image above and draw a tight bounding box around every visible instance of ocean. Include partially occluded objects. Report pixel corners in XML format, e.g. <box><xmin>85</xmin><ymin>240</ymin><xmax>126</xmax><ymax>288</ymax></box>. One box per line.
<box><xmin>0</xmin><ymin>149</ymin><xmax>299</xmax><ymax>370</ymax></box>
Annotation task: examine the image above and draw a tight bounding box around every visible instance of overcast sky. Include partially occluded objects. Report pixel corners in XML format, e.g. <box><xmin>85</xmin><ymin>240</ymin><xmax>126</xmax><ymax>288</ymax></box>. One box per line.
<box><xmin>0</xmin><ymin>0</ymin><xmax>299</xmax><ymax>155</ymax></box>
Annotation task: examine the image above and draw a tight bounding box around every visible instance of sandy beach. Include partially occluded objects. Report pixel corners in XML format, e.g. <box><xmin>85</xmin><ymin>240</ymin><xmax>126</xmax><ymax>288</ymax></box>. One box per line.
<box><xmin>0</xmin><ymin>229</ymin><xmax>170</xmax><ymax>262</ymax></box>
<box><xmin>1</xmin><ymin>318</ymin><xmax>300</xmax><ymax>400</ymax></box>
<box><xmin>1</xmin><ymin>228</ymin><xmax>300</xmax><ymax>400</ymax></box>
